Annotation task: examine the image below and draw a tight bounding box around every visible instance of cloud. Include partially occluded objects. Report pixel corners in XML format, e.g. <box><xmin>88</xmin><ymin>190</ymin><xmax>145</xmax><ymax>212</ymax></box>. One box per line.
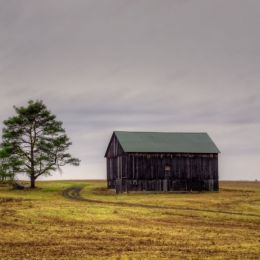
<box><xmin>0</xmin><ymin>0</ymin><xmax>259</xmax><ymax>180</ymax></box>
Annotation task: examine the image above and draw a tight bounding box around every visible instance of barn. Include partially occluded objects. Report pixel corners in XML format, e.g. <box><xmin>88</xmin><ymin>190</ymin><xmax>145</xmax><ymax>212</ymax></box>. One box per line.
<box><xmin>105</xmin><ymin>131</ymin><xmax>220</xmax><ymax>193</ymax></box>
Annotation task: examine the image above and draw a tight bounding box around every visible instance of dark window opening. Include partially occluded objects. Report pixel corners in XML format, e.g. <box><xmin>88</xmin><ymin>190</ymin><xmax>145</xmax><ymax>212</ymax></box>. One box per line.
<box><xmin>165</xmin><ymin>165</ymin><xmax>171</xmax><ymax>171</ymax></box>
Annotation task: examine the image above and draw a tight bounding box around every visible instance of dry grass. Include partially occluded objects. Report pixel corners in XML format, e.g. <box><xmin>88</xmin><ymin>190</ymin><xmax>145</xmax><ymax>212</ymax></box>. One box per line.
<box><xmin>0</xmin><ymin>181</ymin><xmax>259</xmax><ymax>259</ymax></box>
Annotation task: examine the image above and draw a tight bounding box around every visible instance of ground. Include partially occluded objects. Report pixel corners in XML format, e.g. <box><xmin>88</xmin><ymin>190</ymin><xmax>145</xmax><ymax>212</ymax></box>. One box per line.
<box><xmin>0</xmin><ymin>181</ymin><xmax>259</xmax><ymax>259</ymax></box>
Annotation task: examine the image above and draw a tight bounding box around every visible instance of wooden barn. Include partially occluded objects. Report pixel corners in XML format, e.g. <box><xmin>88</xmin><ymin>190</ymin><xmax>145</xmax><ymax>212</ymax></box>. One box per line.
<box><xmin>105</xmin><ymin>131</ymin><xmax>220</xmax><ymax>193</ymax></box>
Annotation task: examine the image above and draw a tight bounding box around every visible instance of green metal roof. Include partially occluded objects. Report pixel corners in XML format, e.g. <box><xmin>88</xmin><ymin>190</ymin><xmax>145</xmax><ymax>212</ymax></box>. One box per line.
<box><xmin>114</xmin><ymin>131</ymin><xmax>220</xmax><ymax>153</ymax></box>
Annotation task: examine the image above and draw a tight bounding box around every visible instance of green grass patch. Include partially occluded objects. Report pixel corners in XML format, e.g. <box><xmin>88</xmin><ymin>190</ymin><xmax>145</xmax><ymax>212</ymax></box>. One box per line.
<box><xmin>0</xmin><ymin>180</ymin><xmax>259</xmax><ymax>259</ymax></box>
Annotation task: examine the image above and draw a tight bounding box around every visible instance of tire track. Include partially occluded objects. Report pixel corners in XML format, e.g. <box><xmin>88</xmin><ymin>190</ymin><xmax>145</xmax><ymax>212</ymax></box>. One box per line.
<box><xmin>62</xmin><ymin>186</ymin><xmax>260</xmax><ymax>218</ymax></box>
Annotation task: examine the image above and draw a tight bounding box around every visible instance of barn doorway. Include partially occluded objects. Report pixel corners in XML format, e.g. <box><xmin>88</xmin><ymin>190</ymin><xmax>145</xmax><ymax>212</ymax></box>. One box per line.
<box><xmin>163</xmin><ymin>165</ymin><xmax>171</xmax><ymax>192</ymax></box>
<box><xmin>163</xmin><ymin>179</ymin><xmax>168</xmax><ymax>192</ymax></box>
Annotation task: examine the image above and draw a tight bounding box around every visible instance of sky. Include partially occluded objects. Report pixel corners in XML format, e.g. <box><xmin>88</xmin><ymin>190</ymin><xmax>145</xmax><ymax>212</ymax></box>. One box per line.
<box><xmin>0</xmin><ymin>0</ymin><xmax>259</xmax><ymax>180</ymax></box>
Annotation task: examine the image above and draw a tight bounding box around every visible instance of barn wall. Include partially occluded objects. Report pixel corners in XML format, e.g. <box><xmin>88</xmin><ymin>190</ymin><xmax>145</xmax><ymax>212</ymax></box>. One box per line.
<box><xmin>112</xmin><ymin>153</ymin><xmax>218</xmax><ymax>192</ymax></box>
<box><xmin>105</xmin><ymin>134</ymin><xmax>125</xmax><ymax>188</ymax></box>
<box><xmin>105</xmin><ymin>134</ymin><xmax>124</xmax><ymax>158</ymax></box>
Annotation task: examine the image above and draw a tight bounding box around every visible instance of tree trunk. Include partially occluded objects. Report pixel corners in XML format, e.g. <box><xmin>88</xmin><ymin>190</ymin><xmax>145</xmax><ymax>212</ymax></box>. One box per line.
<box><xmin>30</xmin><ymin>176</ymin><xmax>36</xmax><ymax>188</ymax></box>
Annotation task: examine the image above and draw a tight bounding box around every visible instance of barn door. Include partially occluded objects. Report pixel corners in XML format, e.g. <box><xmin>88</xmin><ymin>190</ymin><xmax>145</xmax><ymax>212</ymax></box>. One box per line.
<box><xmin>163</xmin><ymin>179</ymin><xmax>168</xmax><ymax>192</ymax></box>
<box><xmin>163</xmin><ymin>165</ymin><xmax>171</xmax><ymax>192</ymax></box>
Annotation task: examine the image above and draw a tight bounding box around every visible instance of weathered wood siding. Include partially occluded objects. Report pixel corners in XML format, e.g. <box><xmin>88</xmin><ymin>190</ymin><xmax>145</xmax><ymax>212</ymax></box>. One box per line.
<box><xmin>105</xmin><ymin>134</ymin><xmax>125</xmax><ymax>189</ymax></box>
<box><xmin>121</xmin><ymin>153</ymin><xmax>218</xmax><ymax>192</ymax></box>
<box><xmin>105</xmin><ymin>135</ymin><xmax>219</xmax><ymax>192</ymax></box>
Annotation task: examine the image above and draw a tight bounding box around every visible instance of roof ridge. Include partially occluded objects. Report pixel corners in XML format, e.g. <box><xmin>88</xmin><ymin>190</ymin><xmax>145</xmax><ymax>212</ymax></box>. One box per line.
<box><xmin>114</xmin><ymin>131</ymin><xmax>208</xmax><ymax>134</ymax></box>
<box><xmin>112</xmin><ymin>131</ymin><xmax>220</xmax><ymax>153</ymax></box>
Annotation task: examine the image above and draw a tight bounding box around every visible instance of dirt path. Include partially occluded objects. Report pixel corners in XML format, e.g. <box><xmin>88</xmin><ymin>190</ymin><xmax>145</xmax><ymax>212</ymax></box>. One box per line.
<box><xmin>62</xmin><ymin>186</ymin><xmax>260</xmax><ymax>218</ymax></box>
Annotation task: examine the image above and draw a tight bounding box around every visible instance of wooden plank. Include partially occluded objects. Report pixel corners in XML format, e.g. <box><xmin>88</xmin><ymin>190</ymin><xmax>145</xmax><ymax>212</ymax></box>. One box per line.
<box><xmin>108</xmin><ymin>152</ymin><xmax>219</xmax><ymax>193</ymax></box>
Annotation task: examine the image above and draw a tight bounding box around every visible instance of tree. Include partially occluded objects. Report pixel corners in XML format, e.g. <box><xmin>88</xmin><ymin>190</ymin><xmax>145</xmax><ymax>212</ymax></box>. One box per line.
<box><xmin>1</xmin><ymin>100</ymin><xmax>80</xmax><ymax>188</ymax></box>
<box><xmin>0</xmin><ymin>145</ymin><xmax>22</xmax><ymax>183</ymax></box>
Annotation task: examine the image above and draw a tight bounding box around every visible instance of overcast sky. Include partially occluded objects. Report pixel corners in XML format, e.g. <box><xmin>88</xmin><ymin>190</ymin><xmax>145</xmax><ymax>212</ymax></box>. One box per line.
<box><xmin>0</xmin><ymin>0</ymin><xmax>259</xmax><ymax>180</ymax></box>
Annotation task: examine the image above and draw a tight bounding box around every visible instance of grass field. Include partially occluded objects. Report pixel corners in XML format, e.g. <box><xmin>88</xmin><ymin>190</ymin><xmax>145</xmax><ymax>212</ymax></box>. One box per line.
<box><xmin>0</xmin><ymin>181</ymin><xmax>259</xmax><ymax>259</ymax></box>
